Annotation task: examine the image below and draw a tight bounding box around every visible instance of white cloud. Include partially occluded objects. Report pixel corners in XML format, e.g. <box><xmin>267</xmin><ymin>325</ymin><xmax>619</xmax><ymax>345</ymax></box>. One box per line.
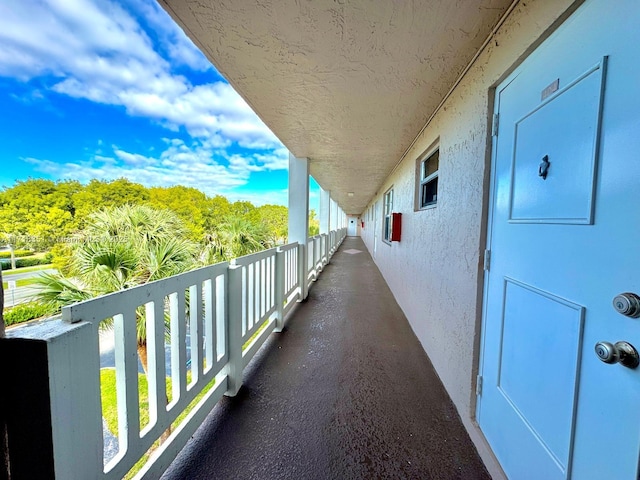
<box><xmin>113</xmin><ymin>149</ymin><xmax>155</xmax><ymax>167</ymax></box>
<box><xmin>227</xmin><ymin>148</ymin><xmax>289</xmax><ymax>175</ymax></box>
<box><xmin>23</xmin><ymin>137</ymin><xmax>288</xmax><ymax>196</ymax></box>
<box><xmin>0</xmin><ymin>0</ymin><xmax>283</xmax><ymax>151</ymax></box>
<box><xmin>128</xmin><ymin>0</ymin><xmax>212</xmax><ymax>72</ymax></box>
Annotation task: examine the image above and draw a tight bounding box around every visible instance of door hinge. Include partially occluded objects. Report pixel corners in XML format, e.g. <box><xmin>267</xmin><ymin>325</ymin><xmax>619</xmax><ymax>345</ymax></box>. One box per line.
<box><xmin>491</xmin><ymin>113</ymin><xmax>499</xmax><ymax>137</ymax></box>
<box><xmin>483</xmin><ymin>249</ymin><xmax>491</xmax><ymax>271</ymax></box>
<box><xmin>476</xmin><ymin>375</ymin><xmax>483</xmax><ymax>396</ymax></box>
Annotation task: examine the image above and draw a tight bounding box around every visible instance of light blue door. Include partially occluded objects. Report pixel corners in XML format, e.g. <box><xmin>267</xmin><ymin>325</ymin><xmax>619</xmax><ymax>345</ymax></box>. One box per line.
<box><xmin>347</xmin><ymin>216</ymin><xmax>357</xmax><ymax>236</ymax></box>
<box><xmin>478</xmin><ymin>0</ymin><xmax>640</xmax><ymax>478</ymax></box>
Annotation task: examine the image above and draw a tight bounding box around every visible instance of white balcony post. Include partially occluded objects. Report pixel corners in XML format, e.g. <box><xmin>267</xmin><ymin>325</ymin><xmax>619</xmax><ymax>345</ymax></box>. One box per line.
<box><xmin>274</xmin><ymin>247</ymin><xmax>285</xmax><ymax>332</ymax></box>
<box><xmin>1</xmin><ymin>319</ymin><xmax>102</xmax><ymax>479</ymax></box>
<box><xmin>226</xmin><ymin>263</ymin><xmax>243</xmax><ymax>396</ymax></box>
<box><xmin>320</xmin><ymin>189</ymin><xmax>331</xmax><ymax>265</ymax></box>
<box><xmin>330</xmin><ymin>198</ymin><xmax>338</xmax><ymax>231</ymax></box>
<box><xmin>49</xmin><ymin>321</ymin><xmax>102</xmax><ymax>479</ymax></box>
<box><xmin>322</xmin><ymin>233</ymin><xmax>328</xmax><ymax>266</ymax></box>
<box><xmin>288</xmin><ymin>153</ymin><xmax>309</xmax><ymax>300</ymax></box>
<box><xmin>320</xmin><ymin>188</ymin><xmax>330</xmax><ymax>235</ymax></box>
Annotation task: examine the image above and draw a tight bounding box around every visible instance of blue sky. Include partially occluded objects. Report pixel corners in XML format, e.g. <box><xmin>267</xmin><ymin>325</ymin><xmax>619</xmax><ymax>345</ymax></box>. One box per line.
<box><xmin>0</xmin><ymin>0</ymin><xmax>319</xmax><ymax>208</ymax></box>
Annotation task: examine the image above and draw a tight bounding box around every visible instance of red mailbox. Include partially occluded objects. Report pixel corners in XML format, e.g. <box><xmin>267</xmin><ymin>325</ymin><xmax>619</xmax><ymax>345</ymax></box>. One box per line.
<box><xmin>390</xmin><ymin>213</ymin><xmax>402</xmax><ymax>241</ymax></box>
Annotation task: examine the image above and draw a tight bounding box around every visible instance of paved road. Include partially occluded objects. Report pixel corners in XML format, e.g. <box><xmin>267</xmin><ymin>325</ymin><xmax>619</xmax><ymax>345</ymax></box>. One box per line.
<box><xmin>3</xmin><ymin>268</ymin><xmax>55</xmax><ymax>282</ymax></box>
<box><xmin>3</xmin><ymin>286</ymin><xmax>40</xmax><ymax>308</ymax></box>
<box><xmin>2</xmin><ymin>268</ymin><xmax>56</xmax><ymax>307</ymax></box>
<box><xmin>99</xmin><ymin>329</ymin><xmax>193</xmax><ymax>373</ymax></box>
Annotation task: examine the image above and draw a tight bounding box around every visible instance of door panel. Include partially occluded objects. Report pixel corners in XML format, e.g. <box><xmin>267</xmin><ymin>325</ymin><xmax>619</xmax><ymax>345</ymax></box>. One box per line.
<box><xmin>498</xmin><ymin>278</ymin><xmax>584</xmax><ymax>472</ymax></box>
<box><xmin>478</xmin><ymin>1</ymin><xmax>640</xmax><ymax>478</ymax></box>
<box><xmin>509</xmin><ymin>63</ymin><xmax>604</xmax><ymax>224</ymax></box>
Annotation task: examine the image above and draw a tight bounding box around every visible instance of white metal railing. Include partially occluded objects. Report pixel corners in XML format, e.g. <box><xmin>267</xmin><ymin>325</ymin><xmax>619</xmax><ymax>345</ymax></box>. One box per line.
<box><xmin>62</xmin><ymin>262</ymin><xmax>230</xmax><ymax>480</ymax></box>
<box><xmin>4</xmin><ymin>228</ymin><xmax>347</xmax><ymax>480</ymax></box>
<box><xmin>280</xmin><ymin>242</ymin><xmax>301</xmax><ymax>318</ymax></box>
<box><xmin>307</xmin><ymin>233</ymin><xmax>333</xmax><ymax>287</ymax></box>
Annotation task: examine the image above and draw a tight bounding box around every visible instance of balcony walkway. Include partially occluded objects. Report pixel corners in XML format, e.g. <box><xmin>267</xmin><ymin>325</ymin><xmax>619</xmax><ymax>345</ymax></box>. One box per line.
<box><xmin>162</xmin><ymin>237</ymin><xmax>489</xmax><ymax>480</ymax></box>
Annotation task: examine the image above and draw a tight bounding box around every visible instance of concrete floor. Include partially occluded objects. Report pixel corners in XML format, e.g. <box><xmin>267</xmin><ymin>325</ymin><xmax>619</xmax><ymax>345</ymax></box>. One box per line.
<box><xmin>162</xmin><ymin>237</ymin><xmax>490</xmax><ymax>480</ymax></box>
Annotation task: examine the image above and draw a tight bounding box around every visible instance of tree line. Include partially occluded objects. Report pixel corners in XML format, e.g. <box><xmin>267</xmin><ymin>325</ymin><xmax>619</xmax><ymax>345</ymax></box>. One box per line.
<box><xmin>0</xmin><ymin>178</ymin><xmax>297</xmax><ymax>251</ymax></box>
<box><xmin>0</xmin><ymin>177</ymin><xmax>320</xmax><ymax>328</ymax></box>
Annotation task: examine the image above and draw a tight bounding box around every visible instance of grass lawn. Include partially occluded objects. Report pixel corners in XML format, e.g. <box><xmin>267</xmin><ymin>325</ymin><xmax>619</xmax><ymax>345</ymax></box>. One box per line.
<box><xmin>98</xmin><ymin>319</ymin><xmax>272</xmax><ymax>478</ymax></box>
<box><xmin>2</xmin><ymin>278</ymin><xmax>38</xmax><ymax>289</ymax></box>
<box><xmin>2</xmin><ymin>264</ymin><xmax>53</xmax><ymax>276</ymax></box>
<box><xmin>100</xmin><ymin>368</ymin><xmax>216</xmax><ymax>479</ymax></box>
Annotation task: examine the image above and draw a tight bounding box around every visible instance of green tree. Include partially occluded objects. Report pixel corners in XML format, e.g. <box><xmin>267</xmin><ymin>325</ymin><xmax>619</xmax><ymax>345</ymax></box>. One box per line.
<box><xmin>203</xmin><ymin>216</ymin><xmax>272</xmax><ymax>264</ymax></box>
<box><xmin>202</xmin><ymin>195</ymin><xmax>231</xmax><ymax>234</ymax></box>
<box><xmin>71</xmin><ymin>178</ymin><xmax>150</xmax><ymax>223</ymax></box>
<box><xmin>247</xmin><ymin>204</ymin><xmax>288</xmax><ymax>244</ymax></box>
<box><xmin>309</xmin><ymin>209</ymin><xmax>320</xmax><ymax>236</ymax></box>
<box><xmin>0</xmin><ymin>179</ymin><xmax>81</xmax><ymax>248</ymax></box>
<box><xmin>147</xmin><ymin>186</ymin><xmax>208</xmax><ymax>241</ymax></box>
<box><xmin>229</xmin><ymin>200</ymin><xmax>255</xmax><ymax>217</ymax></box>
<box><xmin>34</xmin><ymin>205</ymin><xmax>197</xmax><ymax>372</ymax></box>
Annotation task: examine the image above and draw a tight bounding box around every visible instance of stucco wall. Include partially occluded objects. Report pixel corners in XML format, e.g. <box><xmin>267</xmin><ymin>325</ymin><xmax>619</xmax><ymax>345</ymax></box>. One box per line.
<box><xmin>360</xmin><ymin>0</ymin><xmax>581</xmax><ymax>476</ymax></box>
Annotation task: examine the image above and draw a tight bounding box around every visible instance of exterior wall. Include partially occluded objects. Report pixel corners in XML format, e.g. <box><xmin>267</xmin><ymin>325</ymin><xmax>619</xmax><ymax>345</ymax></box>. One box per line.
<box><xmin>360</xmin><ymin>0</ymin><xmax>582</xmax><ymax>476</ymax></box>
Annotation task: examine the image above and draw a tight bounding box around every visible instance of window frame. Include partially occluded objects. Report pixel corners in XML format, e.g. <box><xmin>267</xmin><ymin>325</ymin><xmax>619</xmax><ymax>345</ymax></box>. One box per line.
<box><xmin>382</xmin><ymin>187</ymin><xmax>393</xmax><ymax>244</ymax></box>
<box><xmin>417</xmin><ymin>146</ymin><xmax>439</xmax><ymax>210</ymax></box>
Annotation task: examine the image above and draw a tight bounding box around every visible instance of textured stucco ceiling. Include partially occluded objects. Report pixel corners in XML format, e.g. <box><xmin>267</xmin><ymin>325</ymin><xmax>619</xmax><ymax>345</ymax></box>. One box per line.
<box><xmin>158</xmin><ymin>0</ymin><xmax>513</xmax><ymax>214</ymax></box>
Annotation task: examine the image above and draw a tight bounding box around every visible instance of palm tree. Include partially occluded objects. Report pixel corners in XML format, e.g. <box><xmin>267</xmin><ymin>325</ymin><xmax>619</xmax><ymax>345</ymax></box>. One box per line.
<box><xmin>34</xmin><ymin>205</ymin><xmax>198</xmax><ymax>373</ymax></box>
<box><xmin>202</xmin><ymin>216</ymin><xmax>272</xmax><ymax>264</ymax></box>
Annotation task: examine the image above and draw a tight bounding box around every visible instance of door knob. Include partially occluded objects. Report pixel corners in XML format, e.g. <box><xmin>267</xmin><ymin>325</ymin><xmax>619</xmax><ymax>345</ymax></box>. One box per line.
<box><xmin>595</xmin><ymin>341</ymin><xmax>639</xmax><ymax>369</ymax></box>
<box><xmin>612</xmin><ymin>293</ymin><xmax>640</xmax><ymax>318</ymax></box>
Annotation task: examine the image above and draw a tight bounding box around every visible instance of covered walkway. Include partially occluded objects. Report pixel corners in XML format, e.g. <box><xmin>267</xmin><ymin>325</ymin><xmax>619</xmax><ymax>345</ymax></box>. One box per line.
<box><xmin>162</xmin><ymin>237</ymin><xmax>489</xmax><ymax>480</ymax></box>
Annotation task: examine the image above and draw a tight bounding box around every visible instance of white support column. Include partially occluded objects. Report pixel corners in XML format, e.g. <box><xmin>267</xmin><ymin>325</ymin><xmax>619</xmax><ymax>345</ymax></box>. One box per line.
<box><xmin>274</xmin><ymin>247</ymin><xmax>285</xmax><ymax>332</ymax></box>
<box><xmin>319</xmin><ymin>188</ymin><xmax>330</xmax><ymax>235</ymax></box>
<box><xmin>225</xmin><ymin>263</ymin><xmax>243</xmax><ymax>396</ymax></box>
<box><xmin>330</xmin><ymin>198</ymin><xmax>338</xmax><ymax>231</ymax></box>
<box><xmin>288</xmin><ymin>153</ymin><xmax>309</xmax><ymax>300</ymax></box>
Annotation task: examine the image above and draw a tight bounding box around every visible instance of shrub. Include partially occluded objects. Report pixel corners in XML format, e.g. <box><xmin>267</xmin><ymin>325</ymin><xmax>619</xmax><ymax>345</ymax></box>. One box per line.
<box><xmin>0</xmin><ymin>257</ymin><xmax>51</xmax><ymax>270</ymax></box>
<box><xmin>3</xmin><ymin>302</ymin><xmax>59</xmax><ymax>326</ymax></box>
<box><xmin>0</xmin><ymin>250</ymin><xmax>34</xmax><ymax>259</ymax></box>
<box><xmin>50</xmin><ymin>243</ymin><xmax>73</xmax><ymax>275</ymax></box>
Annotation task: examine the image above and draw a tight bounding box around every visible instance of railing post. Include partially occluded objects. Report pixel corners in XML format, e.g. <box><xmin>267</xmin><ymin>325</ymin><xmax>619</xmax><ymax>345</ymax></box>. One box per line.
<box><xmin>1</xmin><ymin>320</ymin><xmax>102</xmax><ymax>479</ymax></box>
<box><xmin>312</xmin><ymin>238</ymin><xmax>317</xmax><ymax>278</ymax></box>
<box><xmin>226</xmin><ymin>263</ymin><xmax>243</xmax><ymax>396</ymax></box>
<box><xmin>323</xmin><ymin>234</ymin><xmax>328</xmax><ymax>265</ymax></box>
<box><xmin>298</xmin><ymin>243</ymin><xmax>307</xmax><ymax>300</ymax></box>
<box><xmin>274</xmin><ymin>247</ymin><xmax>285</xmax><ymax>332</ymax></box>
